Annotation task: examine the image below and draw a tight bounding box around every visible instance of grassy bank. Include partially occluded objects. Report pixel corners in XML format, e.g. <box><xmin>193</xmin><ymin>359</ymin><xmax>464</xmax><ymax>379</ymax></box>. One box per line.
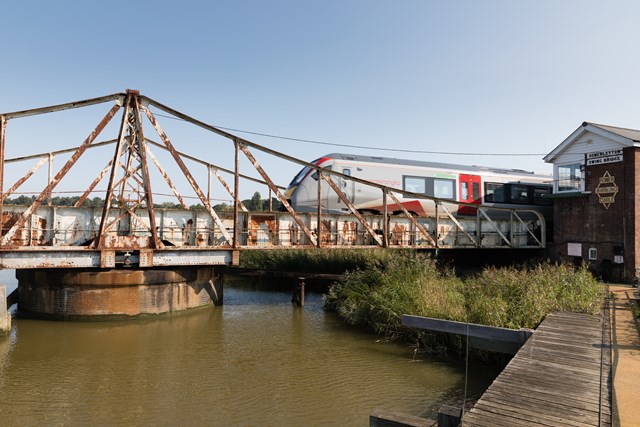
<box><xmin>238</xmin><ymin>248</ymin><xmax>412</xmax><ymax>274</ymax></box>
<box><xmin>238</xmin><ymin>249</ymin><xmax>604</xmax><ymax>357</ymax></box>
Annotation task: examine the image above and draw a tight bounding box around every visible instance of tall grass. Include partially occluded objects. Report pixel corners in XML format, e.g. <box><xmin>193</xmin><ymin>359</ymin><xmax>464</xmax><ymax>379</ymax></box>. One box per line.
<box><xmin>324</xmin><ymin>253</ymin><xmax>603</xmax><ymax>356</ymax></box>
<box><xmin>238</xmin><ymin>249</ymin><xmax>604</xmax><ymax>357</ymax></box>
<box><xmin>238</xmin><ymin>248</ymin><xmax>415</xmax><ymax>274</ymax></box>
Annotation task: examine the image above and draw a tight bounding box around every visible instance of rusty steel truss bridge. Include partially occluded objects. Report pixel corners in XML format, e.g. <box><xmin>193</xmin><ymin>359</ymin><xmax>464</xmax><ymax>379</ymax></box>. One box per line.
<box><xmin>0</xmin><ymin>90</ymin><xmax>547</xmax><ymax>270</ymax></box>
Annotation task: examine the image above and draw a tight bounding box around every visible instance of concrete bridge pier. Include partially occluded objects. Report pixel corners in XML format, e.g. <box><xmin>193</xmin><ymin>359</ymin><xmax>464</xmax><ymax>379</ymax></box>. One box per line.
<box><xmin>15</xmin><ymin>266</ymin><xmax>224</xmax><ymax>320</ymax></box>
<box><xmin>1</xmin><ymin>286</ymin><xmax>9</xmax><ymax>335</ymax></box>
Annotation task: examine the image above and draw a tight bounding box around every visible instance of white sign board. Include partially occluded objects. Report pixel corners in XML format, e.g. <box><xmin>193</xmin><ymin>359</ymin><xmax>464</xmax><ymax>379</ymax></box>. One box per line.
<box><xmin>586</xmin><ymin>149</ymin><xmax>623</xmax><ymax>166</ymax></box>
<box><xmin>567</xmin><ymin>242</ymin><xmax>582</xmax><ymax>257</ymax></box>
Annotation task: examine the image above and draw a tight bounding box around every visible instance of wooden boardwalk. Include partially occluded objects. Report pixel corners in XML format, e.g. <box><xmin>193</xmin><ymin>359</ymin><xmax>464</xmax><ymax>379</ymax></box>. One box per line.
<box><xmin>463</xmin><ymin>312</ymin><xmax>611</xmax><ymax>426</ymax></box>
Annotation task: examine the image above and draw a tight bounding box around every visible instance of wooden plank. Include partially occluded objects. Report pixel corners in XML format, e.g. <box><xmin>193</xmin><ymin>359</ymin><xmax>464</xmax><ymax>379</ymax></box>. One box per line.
<box><xmin>401</xmin><ymin>314</ymin><xmax>531</xmax><ymax>354</ymax></box>
<box><xmin>464</xmin><ymin>311</ymin><xmax>610</xmax><ymax>427</ymax></box>
<box><xmin>486</xmin><ymin>377</ymin><xmax>610</xmax><ymax>415</ymax></box>
<box><xmin>481</xmin><ymin>388</ymin><xmax>605</xmax><ymax>421</ymax></box>
<box><xmin>473</xmin><ymin>398</ymin><xmax>595</xmax><ymax>427</ymax></box>
<box><xmin>369</xmin><ymin>409</ymin><xmax>435</xmax><ymax>427</ymax></box>
<box><xmin>464</xmin><ymin>410</ymin><xmax>537</xmax><ymax>427</ymax></box>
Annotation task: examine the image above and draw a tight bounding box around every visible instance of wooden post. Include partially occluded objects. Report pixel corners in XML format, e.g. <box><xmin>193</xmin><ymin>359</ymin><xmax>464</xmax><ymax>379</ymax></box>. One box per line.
<box><xmin>437</xmin><ymin>405</ymin><xmax>462</xmax><ymax>427</ymax></box>
<box><xmin>292</xmin><ymin>277</ymin><xmax>305</xmax><ymax>307</ymax></box>
<box><xmin>369</xmin><ymin>409</ymin><xmax>432</xmax><ymax>427</ymax></box>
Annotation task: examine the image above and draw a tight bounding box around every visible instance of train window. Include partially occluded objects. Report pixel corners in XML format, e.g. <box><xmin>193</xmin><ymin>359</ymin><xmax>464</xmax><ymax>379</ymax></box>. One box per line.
<box><xmin>403</xmin><ymin>176</ymin><xmax>426</xmax><ymax>195</ymax></box>
<box><xmin>434</xmin><ymin>179</ymin><xmax>455</xmax><ymax>199</ymax></box>
<box><xmin>485</xmin><ymin>182</ymin><xmax>505</xmax><ymax>203</ymax></box>
<box><xmin>472</xmin><ymin>182</ymin><xmax>480</xmax><ymax>200</ymax></box>
<box><xmin>510</xmin><ymin>185</ymin><xmax>530</xmax><ymax>204</ymax></box>
<box><xmin>534</xmin><ymin>187</ymin><xmax>552</xmax><ymax>205</ymax></box>
<box><xmin>310</xmin><ymin>165</ymin><xmax>331</xmax><ymax>181</ymax></box>
<box><xmin>342</xmin><ymin>168</ymin><xmax>351</xmax><ymax>176</ymax></box>
<box><xmin>289</xmin><ymin>166</ymin><xmax>312</xmax><ymax>186</ymax></box>
<box><xmin>461</xmin><ymin>182</ymin><xmax>468</xmax><ymax>200</ymax></box>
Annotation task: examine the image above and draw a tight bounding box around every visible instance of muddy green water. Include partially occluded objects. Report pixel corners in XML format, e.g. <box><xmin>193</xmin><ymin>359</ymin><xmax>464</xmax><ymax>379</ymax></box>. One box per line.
<box><xmin>0</xmin><ymin>272</ymin><xmax>499</xmax><ymax>426</ymax></box>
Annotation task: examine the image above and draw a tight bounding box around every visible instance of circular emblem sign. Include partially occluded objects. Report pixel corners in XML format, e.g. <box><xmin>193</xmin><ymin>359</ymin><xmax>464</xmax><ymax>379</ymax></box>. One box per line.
<box><xmin>595</xmin><ymin>171</ymin><xmax>618</xmax><ymax>209</ymax></box>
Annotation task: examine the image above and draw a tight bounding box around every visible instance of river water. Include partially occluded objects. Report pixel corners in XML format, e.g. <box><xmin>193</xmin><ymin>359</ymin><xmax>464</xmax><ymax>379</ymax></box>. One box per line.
<box><xmin>0</xmin><ymin>271</ymin><xmax>499</xmax><ymax>426</ymax></box>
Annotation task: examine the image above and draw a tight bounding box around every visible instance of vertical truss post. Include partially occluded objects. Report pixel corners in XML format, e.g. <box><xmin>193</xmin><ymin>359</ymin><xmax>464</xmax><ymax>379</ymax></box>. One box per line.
<box><xmin>96</xmin><ymin>97</ymin><xmax>131</xmax><ymax>248</ymax></box>
<box><xmin>317</xmin><ymin>170</ymin><xmax>323</xmax><ymax>248</ymax></box>
<box><xmin>233</xmin><ymin>141</ymin><xmax>240</xmax><ymax>248</ymax></box>
<box><xmin>0</xmin><ymin>116</ymin><xmax>6</xmax><ymax>237</ymax></box>
<box><xmin>132</xmin><ymin>94</ymin><xmax>162</xmax><ymax>249</ymax></box>
<box><xmin>207</xmin><ymin>165</ymin><xmax>212</xmax><ymax>204</ymax></box>
<box><xmin>382</xmin><ymin>188</ymin><xmax>389</xmax><ymax>247</ymax></box>
<box><xmin>47</xmin><ymin>153</ymin><xmax>53</xmax><ymax>207</ymax></box>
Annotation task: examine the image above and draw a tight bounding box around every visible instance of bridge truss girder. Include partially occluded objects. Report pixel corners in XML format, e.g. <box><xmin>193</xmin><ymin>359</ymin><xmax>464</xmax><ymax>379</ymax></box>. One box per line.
<box><xmin>0</xmin><ymin>90</ymin><xmax>547</xmax><ymax>269</ymax></box>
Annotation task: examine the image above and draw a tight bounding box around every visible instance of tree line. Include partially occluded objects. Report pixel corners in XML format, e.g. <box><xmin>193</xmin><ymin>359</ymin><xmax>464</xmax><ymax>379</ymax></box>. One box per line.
<box><xmin>3</xmin><ymin>192</ymin><xmax>282</xmax><ymax>212</ymax></box>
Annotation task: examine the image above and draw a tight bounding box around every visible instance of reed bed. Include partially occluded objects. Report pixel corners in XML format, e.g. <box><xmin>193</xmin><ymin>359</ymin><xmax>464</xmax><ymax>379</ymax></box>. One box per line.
<box><xmin>239</xmin><ymin>249</ymin><xmax>604</xmax><ymax>357</ymax></box>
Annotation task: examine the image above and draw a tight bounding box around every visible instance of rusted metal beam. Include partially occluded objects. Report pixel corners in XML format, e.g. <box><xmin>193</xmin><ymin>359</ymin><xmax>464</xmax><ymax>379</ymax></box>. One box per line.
<box><xmin>74</xmin><ymin>160</ymin><xmax>113</xmax><ymax>207</ymax></box>
<box><xmin>142</xmin><ymin>105</ymin><xmax>233</xmax><ymax>245</ymax></box>
<box><xmin>145</xmin><ymin>139</ymin><xmax>279</xmax><ymax>189</ymax></box>
<box><xmin>387</xmin><ymin>191</ymin><xmax>437</xmax><ymax>247</ymax></box>
<box><xmin>47</xmin><ymin>153</ymin><xmax>53</xmax><ymax>207</ymax></box>
<box><xmin>132</xmin><ymin>95</ymin><xmax>162</xmax><ymax>249</ymax></box>
<box><xmin>439</xmin><ymin>203</ymin><xmax>480</xmax><ymax>248</ymax></box>
<box><xmin>321</xmin><ymin>174</ymin><xmax>383</xmax><ymax>246</ymax></box>
<box><xmin>0</xmin><ymin>116</ymin><xmax>5</xmax><ymax>237</ymax></box>
<box><xmin>317</xmin><ymin>170</ymin><xmax>323</xmax><ymax>248</ymax></box>
<box><xmin>147</xmin><ymin>147</ymin><xmax>187</xmax><ymax>209</ymax></box>
<box><xmin>2</xmin><ymin>93</ymin><xmax>125</xmax><ymax>120</ymax></box>
<box><xmin>96</xmin><ymin>98</ymin><xmax>132</xmax><ymax>248</ymax></box>
<box><xmin>237</xmin><ymin>142</ymin><xmax>317</xmax><ymax>246</ymax></box>
<box><xmin>1</xmin><ymin>100</ymin><xmax>122</xmax><ymax>246</ymax></box>
<box><xmin>233</xmin><ymin>142</ymin><xmax>240</xmax><ymax>248</ymax></box>
<box><xmin>382</xmin><ymin>188</ymin><xmax>389</xmax><ymax>247</ymax></box>
<box><xmin>212</xmin><ymin>167</ymin><xmax>247</xmax><ymax>212</ymax></box>
<box><xmin>478</xmin><ymin>208</ymin><xmax>511</xmax><ymax>247</ymax></box>
<box><xmin>3</xmin><ymin>157</ymin><xmax>47</xmax><ymax>200</ymax></box>
<box><xmin>4</xmin><ymin>140</ymin><xmax>116</xmax><ymax>164</ymax></box>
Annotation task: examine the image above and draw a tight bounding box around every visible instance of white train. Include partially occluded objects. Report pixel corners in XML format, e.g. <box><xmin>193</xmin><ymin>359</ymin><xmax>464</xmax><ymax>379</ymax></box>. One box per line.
<box><xmin>284</xmin><ymin>153</ymin><xmax>553</xmax><ymax>219</ymax></box>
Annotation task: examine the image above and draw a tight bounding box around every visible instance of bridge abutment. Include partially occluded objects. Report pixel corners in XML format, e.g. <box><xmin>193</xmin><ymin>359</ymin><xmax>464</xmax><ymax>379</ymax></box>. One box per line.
<box><xmin>15</xmin><ymin>266</ymin><xmax>223</xmax><ymax>320</ymax></box>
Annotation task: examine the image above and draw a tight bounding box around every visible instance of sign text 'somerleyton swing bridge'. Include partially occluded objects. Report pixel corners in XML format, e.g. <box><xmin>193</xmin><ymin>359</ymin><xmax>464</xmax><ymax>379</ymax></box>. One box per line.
<box><xmin>0</xmin><ymin>90</ymin><xmax>547</xmax><ymax>271</ymax></box>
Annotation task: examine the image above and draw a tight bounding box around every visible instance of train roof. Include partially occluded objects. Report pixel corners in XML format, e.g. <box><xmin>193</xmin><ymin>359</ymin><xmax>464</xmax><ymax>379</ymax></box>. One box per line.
<box><xmin>324</xmin><ymin>153</ymin><xmax>551</xmax><ymax>178</ymax></box>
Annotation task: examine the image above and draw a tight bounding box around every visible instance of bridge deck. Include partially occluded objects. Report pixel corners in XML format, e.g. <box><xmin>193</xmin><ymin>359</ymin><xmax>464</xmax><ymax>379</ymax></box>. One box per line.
<box><xmin>464</xmin><ymin>311</ymin><xmax>611</xmax><ymax>426</ymax></box>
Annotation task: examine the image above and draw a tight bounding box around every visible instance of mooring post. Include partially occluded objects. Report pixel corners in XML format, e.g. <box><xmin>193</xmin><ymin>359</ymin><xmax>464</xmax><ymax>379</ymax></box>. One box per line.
<box><xmin>292</xmin><ymin>277</ymin><xmax>305</xmax><ymax>307</ymax></box>
<box><xmin>0</xmin><ymin>286</ymin><xmax>10</xmax><ymax>336</ymax></box>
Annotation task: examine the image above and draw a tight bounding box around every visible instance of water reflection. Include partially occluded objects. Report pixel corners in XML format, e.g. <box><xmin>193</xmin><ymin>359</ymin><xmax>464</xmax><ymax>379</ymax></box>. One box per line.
<box><xmin>0</xmin><ymin>278</ymin><xmax>498</xmax><ymax>426</ymax></box>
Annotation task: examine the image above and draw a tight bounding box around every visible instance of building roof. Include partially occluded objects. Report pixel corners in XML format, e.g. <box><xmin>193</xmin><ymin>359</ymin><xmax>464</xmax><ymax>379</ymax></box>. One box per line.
<box><xmin>587</xmin><ymin>122</ymin><xmax>640</xmax><ymax>142</ymax></box>
<box><xmin>544</xmin><ymin>122</ymin><xmax>640</xmax><ymax>163</ymax></box>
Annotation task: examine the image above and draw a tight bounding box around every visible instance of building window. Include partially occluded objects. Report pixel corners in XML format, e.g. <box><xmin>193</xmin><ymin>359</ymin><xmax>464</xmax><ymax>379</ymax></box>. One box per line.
<box><xmin>588</xmin><ymin>248</ymin><xmax>597</xmax><ymax>260</ymax></box>
<box><xmin>557</xmin><ymin>163</ymin><xmax>583</xmax><ymax>192</ymax></box>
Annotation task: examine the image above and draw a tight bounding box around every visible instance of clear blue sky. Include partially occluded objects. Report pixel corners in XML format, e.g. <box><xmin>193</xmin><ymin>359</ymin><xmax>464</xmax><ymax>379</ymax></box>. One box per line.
<box><xmin>2</xmin><ymin>0</ymin><xmax>640</xmax><ymax>200</ymax></box>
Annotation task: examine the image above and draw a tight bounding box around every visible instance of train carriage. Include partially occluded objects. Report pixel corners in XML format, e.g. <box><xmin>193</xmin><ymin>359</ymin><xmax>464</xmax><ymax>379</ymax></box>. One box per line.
<box><xmin>284</xmin><ymin>153</ymin><xmax>553</xmax><ymax>220</ymax></box>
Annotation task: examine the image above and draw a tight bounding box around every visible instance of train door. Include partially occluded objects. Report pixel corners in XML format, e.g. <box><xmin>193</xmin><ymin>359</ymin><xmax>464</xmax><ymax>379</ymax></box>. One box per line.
<box><xmin>458</xmin><ymin>174</ymin><xmax>481</xmax><ymax>215</ymax></box>
<box><xmin>333</xmin><ymin>167</ymin><xmax>355</xmax><ymax>210</ymax></box>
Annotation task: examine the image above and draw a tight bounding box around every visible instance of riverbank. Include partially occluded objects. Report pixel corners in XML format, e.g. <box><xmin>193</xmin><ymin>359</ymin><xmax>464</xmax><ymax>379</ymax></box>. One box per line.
<box><xmin>237</xmin><ymin>249</ymin><xmax>604</xmax><ymax>359</ymax></box>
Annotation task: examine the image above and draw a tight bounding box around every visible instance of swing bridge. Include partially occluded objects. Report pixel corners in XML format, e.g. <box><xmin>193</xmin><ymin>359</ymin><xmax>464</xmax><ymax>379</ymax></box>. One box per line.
<box><xmin>0</xmin><ymin>90</ymin><xmax>547</xmax><ymax>270</ymax></box>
